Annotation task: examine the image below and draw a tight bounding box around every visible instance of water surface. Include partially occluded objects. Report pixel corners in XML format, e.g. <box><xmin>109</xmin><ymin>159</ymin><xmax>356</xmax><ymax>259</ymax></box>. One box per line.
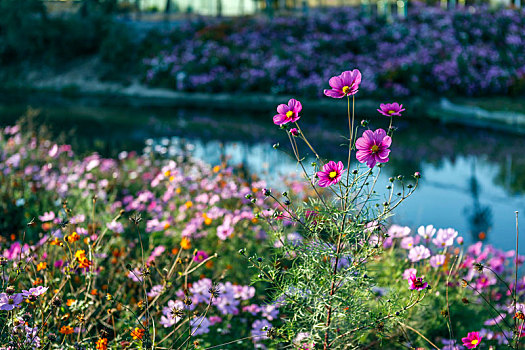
<box><xmin>1</xmin><ymin>97</ymin><xmax>524</xmax><ymax>251</ymax></box>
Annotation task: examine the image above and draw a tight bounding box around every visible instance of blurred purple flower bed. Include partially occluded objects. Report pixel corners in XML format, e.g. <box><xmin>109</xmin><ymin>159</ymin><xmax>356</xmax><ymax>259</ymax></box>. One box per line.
<box><xmin>142</xmin><ymin>5</ymin><xmax>525</xmax><ymax>98</ymax></box>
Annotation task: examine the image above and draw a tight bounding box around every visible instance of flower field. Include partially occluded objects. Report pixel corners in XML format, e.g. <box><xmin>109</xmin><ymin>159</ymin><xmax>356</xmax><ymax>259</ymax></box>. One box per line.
<box><xmin>142</xmin><ymin>5</ymin><xmax>525</xmax><ymax>98</ymax></box>
<box><xmin>1</xmin><ymin>69</ymin><xmax>525</xmax><ymax>350</ymax></box>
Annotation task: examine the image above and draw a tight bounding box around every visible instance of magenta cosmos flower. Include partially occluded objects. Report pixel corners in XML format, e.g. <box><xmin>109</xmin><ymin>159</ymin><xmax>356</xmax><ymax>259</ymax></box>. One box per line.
<box><xmin>377</xmin><ymin>102</ymin><xmax>405</xmax><ymax>117</ymax></box>
<box><xmin>355</xmin><ymin>129</ymin><xmax>391</xmax><ymax>168</ymax></box>
<box><xmin>408</xmin><ymin>273</ymin><xmax>428</xmax><ymax>291</ymax></box>
<box><xmin>273</xmin><ymin>99</ymin><xmax>302</xmax><ymax>125</ymax></box>
<box><xmin>316</xmin><ymin>161</ymin><xmax>345</xmax><ymax>187</ymax></box>
<box><xmin>462</xmin><ymin>332</ymin><xmax>482</xmax><ymax>349</ymax></box>
<box><xmin>324</xmin><ymin>69</ymin><xmax>361</xmax><ymax>98</ymax></box>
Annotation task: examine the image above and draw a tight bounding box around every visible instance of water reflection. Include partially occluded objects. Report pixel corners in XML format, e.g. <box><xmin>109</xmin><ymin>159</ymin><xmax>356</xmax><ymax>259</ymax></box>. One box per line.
<box><xmin>1</xmin><ymin>102</ymin><xmax>525</xmax><ymax>250</ymax></box>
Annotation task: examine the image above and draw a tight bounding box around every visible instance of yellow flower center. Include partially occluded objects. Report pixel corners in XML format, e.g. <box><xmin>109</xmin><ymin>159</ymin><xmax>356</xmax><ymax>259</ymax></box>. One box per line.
<box><xmin>329</xmin><ymin>171</ymin><xmax>337</xmax><ymax>179</ymax></box>
<box><xmin>471</xmin><ymin>339</ymin><xmax>479</xmax><ymax>345</ymax></box>
<box><xmin>342</xmin><ymin>85</ymin><xmax>351</xmax><ymax>94</ymax></box>
<box><xmin>286</xmin><ymin>111</ymin><xmax>294</xmax><ymax>119</ymax></box>
<box><xmin>388</xmin><ymin>110</ymin><xmax>395</xmax><ymax>114</ymax></box>
<box><xmin>371</xmin><ymin>145</ymin><xmax>379</xmax><ymax>153</ymax></box>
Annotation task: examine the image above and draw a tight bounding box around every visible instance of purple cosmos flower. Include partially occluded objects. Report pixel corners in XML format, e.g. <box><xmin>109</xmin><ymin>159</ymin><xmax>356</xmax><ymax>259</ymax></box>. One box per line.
<box><xmin>21</xmin><ymin>286</ymin><xmax>48</xmax><ymax>299</ymax></box>
<box><xmin>377</xmin><ymin>102</ymin><xmax>405</xmax><ymax>117</ymax></box>
<box><xmin>462</xmin><ymin>332</ymin><xmax>482</xmax><ymax>349</ymax></box>
<box><xmin>0</xmin><ymin>293</ymin><xmax>24</xmax><ymax>311</ymax></box>
<box><xmin>355</xmin><ymin>129</ymin><xmax>391</xmax><ymax>168</ymax></box>
<box><xmin>408</xmin><ymin>245</ymin><xmax>431</xmax><ymax>262</ymax></box>
<box><xmin>408</xmin><ymin>273</ymin><xmax>428</xmax><ymax>291</ymax></box>
<box><xmin>160</xmin><ymin>299</ymin><xmax>185</xmax><ymax>327</ymax></box>
<box><xmin>273</xmin><ymin>99</ymin><xmax>302</xmax><ymax>126</ymax></box>
<box><xmin>316</xmin><ymin>161</ymin><xmax>345</xmax><ymax>188</ymax></box>
<box><xmin>324</xmin><ymin>70</ymin><xmax>362</xmax><ymax>98</ymax></box>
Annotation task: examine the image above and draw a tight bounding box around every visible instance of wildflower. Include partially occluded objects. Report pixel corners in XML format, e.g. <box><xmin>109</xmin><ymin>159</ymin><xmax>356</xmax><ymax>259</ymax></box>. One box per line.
<box><xmin>417</xmin><ymin>225</ymin><xmax>436</xmax><ymax>240</ymax></box>
<box><xmin>377</xmin><ymin>102</ymin><xmax>405</xmax><ymax>117</ymax></box>
<box><xmin>39</xmin><ymin>211</ymin><xmax>55</xmax><ymax>222</ymax></box>
<box><xmin>77</xmin><ymin>256</ymin><xmax>92</xmax><ymax>269</ymax></box>
<box><xmin>75</xmin><ymin>250</ymin><xmax>86</xmax><ymax>260</ymax></box>
<box><xmin>462</xmin><ymin>332</ymin><xmax>482</xmax><ymax>349</ymax></box>
<box><xmin>432</xmin><ymin>228</ymin><xmax>458</xmax><ymax>248</ymax></box>
<box><xmin>430</xmin><ymin>255</ymin><xmax>446</xmax><ymax>268</ymax></box>
<box><xmin>324</xmin><ymin>69</ymin><xmax>361</xmax><ymax>98</ymax></box>
<box><xmin>408</xmin><ymin>245</ymin><xmax>431</xmax><ymax>262</ymax></box>
<box><xmin>22</xmin><ymin>286</ymin><xmax>48</xmax><ymax>299</ymax></box>
<box><xmin>0</xmin><ymin>292</ymin><xmax>24</xmax><ymax>310</ymax></box>
<box><xmin>290</xmin><ymin>128</ymin><xmax>299</xmax><ymax>136</ymax></box>
<box><xmin>403</xmin><ymin>268</ymin><xmax>417</xmax><ymax>280</ymax></box>
<box><xmin>355</xmin><ymin>129</ymin><xmax>391</xmax><ymax>168</ymax></box>
<box><xmin>273</xmin><ymin>99</ymin><xmax>302</xmax><ymax>126</ymax></box>
<box><xmin>130</xmin><ymin>327</ymin><xmax>145</xmax><ymax>340</ymax></box>
<box><xmin>66</xmin><ymin>232</ymin><xmax>80</xmax><ymax>244</ymax></box>
<box><xmin>408</xmin><ymin>273</ymin><xmax>428</xmax><ymax>291</ymax></box>
<box><xmin>316</xmin><ymin>161</ymin><xmax>345</xmax><ymax>188</ymax></box>
<box><xmin>194</xmin><ymin>251</ymin><xmax>209</xmax><ymax>263</ymax></box>
<box><xmin>36</xmin><ymin>262</ymin><xmax>47</xmax><ymax>271</ymax></box>
<box><xmin>180</xmin><ymin>237</ymin><xmax>191</xmax><ymax>250</ymax></box>
<box><xmin>59</xmin><ymin>325</ymin><xmax>74</xmax><ymax>335</ymax></box>
<box><xmin>96</xmin><ymin>338</ymin><xmax>108</xmax><ymax>350</ymax></box>
<box><xmin>50</xmin><ymin>237</ymin><xmax>63</xmax><ymax>246</ymax></box>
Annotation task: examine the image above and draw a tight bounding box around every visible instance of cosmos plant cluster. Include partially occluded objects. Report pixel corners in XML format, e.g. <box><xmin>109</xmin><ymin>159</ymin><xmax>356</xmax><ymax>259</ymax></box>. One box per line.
<box><xmin>0</xmin><ymin>69</ymin><xmax>524</xmax><ymax>349</ymax></box>
<box><xmin>143</xmin><ymin>5</ymin><xmax>525</xmax><ymax>98</ymax></box>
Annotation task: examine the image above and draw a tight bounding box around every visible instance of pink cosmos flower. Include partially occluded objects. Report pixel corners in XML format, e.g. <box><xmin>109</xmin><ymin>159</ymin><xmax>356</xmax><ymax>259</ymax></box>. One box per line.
<box><xmin>22</xmin><ymin>286</ymin><xmax>48</xmax><ymax>299</ymax></box>
<box><xmin>430</xmin><ymin>255</ymin><xmax>446</xmax><ymax>268</ymax></box>
<box><xmin>273</xmin><ymin>99</ymin><xmax>302</xmax><ymax>126</ymax></box>
<box><xmin>433</xmin><ymin>228</ymin><xmax>458</xmax><ymax>248</ymax></box>
<box><xmin>417</xmin><ymin>225</ymin><xmax>436</xmax><ymax>240</ymax></box>
<box><xmin>408</xmin><ymin>245</ymin><xmax>431</xmax><ymax>262</ymax></box>
<box><xmin>324</xmin><ymin>69</ymin><xmax>362</xmax><ymax>98</ymax></box>
<box><xmin>194</xmin><ymin>251</ymin><xmax>209</xmax><ymax>262</ymax></box>
<box><xmin>316</xmin><ymin>161</ymin><xmax>345</xmax><ymax>187</ymax></box>
<box><xmin>355</xmin><ymin>129</ymin><xmax>391</xmax><ymax>168</ymax></box>
<box><xmin>39</xmin><ymin>211</ymin><xmax>55</xmax><ymax>222</ymax></box>
<box><xmin>403</xmin><ymin>268</ymin><xmax>417</xmax><ymax>280</ymax></box>
<box><xmin>462</xmin><ymin>332</ymin><xmax>482</xmax><ymax>349</ymax></box>
<box><xmin>408</xmin><ymin>273</ymin><xmax>428</xmax><ymax>291</ymax></box>
<box><xmin>377</xmin><ymin>102</ymin><xmax>405</xmax><ymax>117</ymax></box>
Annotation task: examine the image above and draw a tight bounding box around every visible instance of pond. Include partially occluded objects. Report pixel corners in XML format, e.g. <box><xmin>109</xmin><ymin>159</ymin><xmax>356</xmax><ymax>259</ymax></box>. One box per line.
<box><xmin>1</xmin><ymin>94</ymin><xmax>524</xmax><ymax>251</ymax></box>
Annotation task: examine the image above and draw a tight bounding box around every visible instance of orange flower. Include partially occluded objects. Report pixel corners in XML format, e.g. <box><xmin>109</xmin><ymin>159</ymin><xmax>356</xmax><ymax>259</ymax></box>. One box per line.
<box><xmin>59</xmin><ymin>325</ymin><xmax>74</xmax><ymax>335</ymax></box>
<box><xmin>212</xmin><ymin>165</ymin><xmax>221</xmax><ymax>173</ymax></box>
<box><xmin>36</xmin><ymin>262</ymin><xmax>47</xmax><ymax>271</ymax></box>
<box><xmin>90</xmin><ymin>289</ymin><xmax>98</xmax><ymax>296</ymax></box>
<box><xmin>77</xmin><ymin>256</ymin><xmax>92</xmax><ymax>269</ymax></box>
<box><xmin>184</xmin><ymin>201</ymin><xmax>193</xmax><ymax>209</ymax></box>
<box><xmin>130</xmin><ymin>327</ymin><xmax>145</xmax><ymax>340</ymax></box>
<box><xmin>202</xmin><ymin>213</ymin><xmax>212</xmax><ymax>225</ymax></box>
<box><xmin>66</xmin><ymin>232</ymin><xmax>80</xmax><ymax>244</ymax></box>
<box><xmin>50</xmin><ymin>237</ymin><xmax>63</xmax><ymax>246</ymax></box>
<box><xmin>33</xmin><ymin>278</ymin><xmax>43</xmax><ymax>285</ymax></box>
<box><xmin>66</xmin><ymin>299</ymin><xmax>76</xmax><ymax>307</ymax></box>
<box><xmin>180</xmin><ymin>238</ymin><xmax>191</xmax><ymax>250</ymax></box>
<box><xmin>74</xmin><ymin>250</ymin><xmax>86</xmax><ymax>260</ymax></box>
<box><xmin>95</xmin><ymin>338</ymin><xmax>108</xmax><ymax>350</ymax></box>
